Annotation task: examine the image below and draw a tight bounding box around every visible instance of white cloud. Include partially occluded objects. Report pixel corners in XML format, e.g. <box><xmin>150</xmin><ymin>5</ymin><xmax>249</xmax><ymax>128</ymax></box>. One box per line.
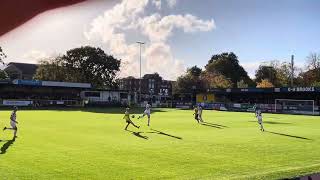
<box><xmin>144</xmin><ymin>42</ymin><xmax>185</xmax><ymax>79</ymax></box>
<box><xmin>138</xmin><ymin>13</ymin><xmax>215</xmax><ymax>42</ymax></box>
<box><xmin>152</xmin><ymin>0</ymin><xmax>162</xmax><ymax>10</ymax></box>
<box><xmin>166</xmin><ymin>0</ymin><xmax>177</xmax><ymax>8</ymax></box>
<box><xmin>21</xmin><ymin>50</ymin><xmax>50</xmax><ymax>64</ymax></box>
<box><xmin>152</xmin><ymin>0</ymin><xmax>177</xmax><ymax>9</ymax></box>
<box><xmin>85</xmin><ymin>0</ymin><xmax>215</xmax><ymax>80</ymax></box>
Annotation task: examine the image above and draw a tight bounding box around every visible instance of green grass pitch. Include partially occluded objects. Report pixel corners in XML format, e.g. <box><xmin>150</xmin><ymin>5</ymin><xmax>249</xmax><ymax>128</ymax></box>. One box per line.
<box><xmin>0</xmin><ymin>108</ymin><xmax>319</xmax><ymax>179</ymax></box>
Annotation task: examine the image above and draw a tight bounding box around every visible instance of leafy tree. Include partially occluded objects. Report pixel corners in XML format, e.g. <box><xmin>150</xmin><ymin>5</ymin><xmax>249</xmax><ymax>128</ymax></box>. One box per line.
<box><xmin>312</xmin><ymin>81</ymin><xmax>320</xmax><ymax>87</ymax></box>
<box><xmin>201</xmin><ymin>72</ymin><xmax>233</xmax><ymax>89</ymax></box>
<box><xmin>306</xmin><ymin>53</ymin><xmax>320</xmax><ymax>70</ymax></box>
<box><xmin>294</xmin><ymin>53</ymin><xmax>320</xmax><ymax>86</ymax></box>
<box><xmin>34</xmin><ymin>56</ymin><xmax>70</xmax><ymax>81</ymax></box>
<box><xmin>237</xmin><ymin>79</ymin><xmax>248</xmax><ymax>88</ymax></box>
<box><xmin>205</xmin><ymin>52</ymin><xmax>253</xmax><ymax>87</ymax></box>
<box><xmin>0</xmin><ymin>69</ymin><xmax>8</xmax><ymax>80</ymax></box>
<box><xmin>174</xmin><ymin>66</ymin><xmax>206</xmax><ymax>93</ymax></box>
<box><xmin>187</xmin><ymin>66</ymin><xmax>202</xmax><ymax>77</ymax></box>
<box><xmin>35</xmin><ymin>46</ymin><xmax>121</xmax><ymax>88</ymax></box>
<box><xmin>299</xmin><ymin>69</ymin><xmax>320</xmax><ymax>86</ymax></box>
<box><xmin>256</xmin><ymin>60</ymin><xmax>303</xmax><ymax>87</ymax></box>
<box><xmin>0</xmin><ymin>46</ymin><xmax>6</xmax><ymax>65</ymax></box>
<box><xmin>274</xmin><ymin>61</ymin><xmax>292</xmax><ymax>87</ymax></box>
<box><xmin>62</xmin><ymin>46</ymin><xmax>121</xmax><ymax>88</ymax></box>
<box><xmin>255</xmin><ymin>65</ymin><xmax>277</xmax><ymax>85</ymax></box>
<box><xmin>256</xmin><ymin>79</ymin><xmax>274</xmax><ymax>88</ymax></box>
<box><xmin>0</xmin><ymin>47</ymin><xmax>8</xmax><ymax>80</ymax></box>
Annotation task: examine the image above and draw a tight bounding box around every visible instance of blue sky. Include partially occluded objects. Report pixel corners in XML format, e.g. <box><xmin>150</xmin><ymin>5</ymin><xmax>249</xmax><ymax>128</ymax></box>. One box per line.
<box><xmin>0</xmin><ymin>0</ymin><xmax>319</xmax><ymax>79</ymax></box>
<box><xmin>169</xmin><ymin>0</ymin><xmax>320</xmax><ymax>70</ymax></box>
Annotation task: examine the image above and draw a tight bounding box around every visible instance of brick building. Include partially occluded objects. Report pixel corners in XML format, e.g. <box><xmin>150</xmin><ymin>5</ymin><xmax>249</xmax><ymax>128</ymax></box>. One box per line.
<box><xmin>119</xmin><ymin>73</ymin><xmax>173</xmax><ymax>105</ymax></box>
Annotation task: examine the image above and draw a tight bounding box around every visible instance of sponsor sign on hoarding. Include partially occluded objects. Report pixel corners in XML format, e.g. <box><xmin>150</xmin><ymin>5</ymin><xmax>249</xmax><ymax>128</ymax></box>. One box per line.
<box><xmin>3</xmin><ymin>100</ymin><xmax>33</xmax><ymax>106</ymax></box>
<box><xmin>12</xmin><ymin>79</ymin><xmax>42</xmax><ymax>86</ymax></box>
<box><xmin>287</xmin><ymin>87</ymin><xmax>315</xmax><ymax>92</ymax></box>
<box><xmin>12</xmin><ymin>79</ymin><xmax>91</xmax><ymax>88</ymax></box>
<box><xmin>42</xmin><ymin>81</ymin><xmax>91</xmax><ymax>88</ymax></box>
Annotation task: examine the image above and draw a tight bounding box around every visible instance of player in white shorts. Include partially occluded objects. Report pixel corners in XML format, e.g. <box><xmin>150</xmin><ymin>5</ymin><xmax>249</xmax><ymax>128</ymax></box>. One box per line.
<box><xmin>138</xmin><ymin>102</ymin><xmax>151</xmax><ymax>126</ymax></box>
<box><xmin>255</xmin><ymin>108</ymin><xmax>264</xmax><ymax>132</ymax></box>
<box><xmin>3</xmin><ymin>106</ymin><xmax>19</xmax><ymax>138</ymax></box>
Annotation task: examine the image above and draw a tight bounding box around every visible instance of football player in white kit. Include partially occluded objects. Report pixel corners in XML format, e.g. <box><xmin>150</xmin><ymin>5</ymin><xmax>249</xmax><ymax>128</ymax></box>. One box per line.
<box><xmin>255</xmin><ymin>108</ymin><xmax>264</xmax><ymax>132</ymax></box>
<box><xmin>3</xmin><ymin>106</ymin><xmax>19</xmax><ymax>138</ymax></box>
<box><xmin>138</xmin><ymin>102</ymin><xmax>151</xmax><ymax>126</ymax></box>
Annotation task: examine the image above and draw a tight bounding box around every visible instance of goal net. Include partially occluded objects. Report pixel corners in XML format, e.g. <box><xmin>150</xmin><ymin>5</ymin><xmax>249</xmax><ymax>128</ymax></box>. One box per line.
<box><xmin>275</xmin><ymin>99</ymin><xmax>315</xmax><ymax>115</ymax></box>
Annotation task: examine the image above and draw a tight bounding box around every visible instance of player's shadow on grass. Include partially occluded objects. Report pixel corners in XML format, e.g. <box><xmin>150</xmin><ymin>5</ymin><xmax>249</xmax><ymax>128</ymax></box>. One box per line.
<box><xmin>126</xmin><ymin>130</ymin><xmax>148</xmax><ymax>140</ymax></box>
<box><xmin>265</xmin><ymin>131</ymin><xmax>311</xmax><ymax>140</ymax></box>
<box><xmin>200</xmin><ymin>122</ymin><xmax>228</xmax><ymax>129</ymax></box>
<box><xmin>0</xmin><ymin>137</ymin><xmax>16</xmax><ymax>154</ymax></box>
<box><xmin>126</xmin><ymin>129</ymin><xmax>182</xmax><ymax>140</ymax></box>
<box><xmin>149</xmin><ymin>129</ymin><xmax>182</xmax><ymax>140</ymax></box>
<box><xmin>248</xmin><ymin>121</ymin><xmax>291</xmax><ymax>125</ymax></box>
<box><xmin>201</xmin><ymin>122</ymin><xmax>228</xmax><ymax>128</ymax></box>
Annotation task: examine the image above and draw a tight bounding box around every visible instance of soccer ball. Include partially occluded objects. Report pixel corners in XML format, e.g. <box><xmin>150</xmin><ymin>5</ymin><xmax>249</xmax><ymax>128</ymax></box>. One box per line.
<box><xmin>131</xmin><ymin>115</ymin><xmax>135</xmax><ymax>118</ymax></box>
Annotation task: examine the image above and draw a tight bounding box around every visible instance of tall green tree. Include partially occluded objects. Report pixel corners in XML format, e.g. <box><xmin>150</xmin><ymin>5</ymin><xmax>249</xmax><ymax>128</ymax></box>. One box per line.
<box><xmin>188</xmin><ymin>66</ymin><xmax>202</xmax><ymax>77</ymax></box>
<box><xmin>174</xmin><ymin>66</ymin><xmax>206</xmax><ymax>93</ymax></box>
<box><xmin>35</xmin><ymin>46</ymin><xmax>121</xmax><ymax>88</ymax></box>
<box><xmin>256</xmin><ymin>60</ymin><xmax>302</xmax><ymax>87</ymax></box>
<box><xmin>273</xmin><ymin>61</ymin><xmax>292</xmax><ymax>87</ymax></box>
<box><xmin>34</xmin><ymin>56</ymin><xmax>69</xmax><ymax>82</ymax></box>
<box><xmin>62</xmin><ymin>46</ymin><xmax>121</xmax><ymax>88</ymax></box>
<box><xmin>255</xmin><ymin>65</ymin><xmax>277</xmax><ymax>85</ymax></box>
<box><xmin>205</xmin><ymin>52</ymin><xmax>253</xmax><ymax>87</ymax></box>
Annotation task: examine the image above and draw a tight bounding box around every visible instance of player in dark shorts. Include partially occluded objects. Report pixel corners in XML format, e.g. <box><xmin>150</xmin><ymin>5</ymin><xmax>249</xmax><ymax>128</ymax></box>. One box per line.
<box><xmin>193</xmin><ymin>106</ymin><xmax>200</xmax><ymax>123</ymax></box>
<box><xmin>123</xmin><ymin>108</ymin><xmax>140</xmax><ymax>130</ymax></box>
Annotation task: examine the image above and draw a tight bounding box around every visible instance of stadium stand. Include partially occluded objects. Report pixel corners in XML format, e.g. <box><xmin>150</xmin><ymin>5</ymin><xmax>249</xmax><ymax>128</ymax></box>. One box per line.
<box><xmin>0</xmin><ymin>79</ymin><xmax>90</xmax><ymax>107</ymax></box>
<box><xmin>197</xmin><ymin>87</ymin><xmax>320</xmax><ymax>115</ymax></box>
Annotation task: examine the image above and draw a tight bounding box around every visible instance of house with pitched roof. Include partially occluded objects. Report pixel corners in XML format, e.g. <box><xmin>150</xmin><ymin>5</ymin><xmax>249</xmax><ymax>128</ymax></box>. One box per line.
<box><xmin>4</xmin><ymin>62</ymin><xmax>38</xmax><ymax>80</ymax></box>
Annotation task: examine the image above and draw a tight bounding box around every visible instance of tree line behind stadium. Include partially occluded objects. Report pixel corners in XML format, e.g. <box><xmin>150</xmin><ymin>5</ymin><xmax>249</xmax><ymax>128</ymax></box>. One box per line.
<box><xmin>0</xmin><ymin>46</ymin><xmax>319</xmax><ymax>115</ymax></box>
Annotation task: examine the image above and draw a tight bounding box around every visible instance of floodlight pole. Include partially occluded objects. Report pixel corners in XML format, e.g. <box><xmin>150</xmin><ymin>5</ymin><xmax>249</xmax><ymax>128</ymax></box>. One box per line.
<box><xmin>291</xmin><ymin>55</ymin><xmax>294</xmax><ymax>87</ymax></box>
<box><xmin>136</xmin><ymin>41</ymin><xmax>145</xmax><ymax>104</ymax></box>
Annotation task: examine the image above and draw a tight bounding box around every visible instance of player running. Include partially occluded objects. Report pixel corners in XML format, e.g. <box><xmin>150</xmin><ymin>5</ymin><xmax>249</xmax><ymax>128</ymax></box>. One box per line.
<box><xmin>3</xmin><ymin>106</ymin><xmax>19</xmax><ymax>138</ymax></box>
<box><xmin>252</xmin><ymin>103</ymin><xmax>257</xmax><ymax>114</ymax></box>
<box><xmin>124</xmin><ymin>108</ymin><xmax>140</xmax><ymax>130</ymax></box>
<box><xmin>193</xmin><ymin>105</ymin><xmax>200</xmax><ymax>123</ymax></box>
<box><xmin>138</xmin><ymin>102</ymin><xmax>151</xmax><ymax>126</ymax></box>
<box><xmin>255</xmin><ymin>108</ymin><xmax>265</xmax><ymax>132</ymax></box>
<box><xmin>198</xmin><ymin>105</ymin><xmax>204</xmax><ymax>122</ymax></box>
